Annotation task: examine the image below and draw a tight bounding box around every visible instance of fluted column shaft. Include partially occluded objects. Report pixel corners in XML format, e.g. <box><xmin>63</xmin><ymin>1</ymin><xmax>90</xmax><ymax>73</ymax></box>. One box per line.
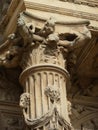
<box><xmin>19</xmin><ymin>43</ymin><xmax>71</xmax><ymax>130</ymax></box>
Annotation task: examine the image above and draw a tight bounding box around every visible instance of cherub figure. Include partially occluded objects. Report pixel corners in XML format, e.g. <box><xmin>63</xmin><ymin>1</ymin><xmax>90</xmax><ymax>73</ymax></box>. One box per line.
<box><xmin>17</xmin><ymin>14</ymin><xmax>35</xmax><ymax>47</ymax></box>
<box><xmin>37</xmin><ymin>17</ymin><xmax>56</xmax><ymax>38</ymax></box>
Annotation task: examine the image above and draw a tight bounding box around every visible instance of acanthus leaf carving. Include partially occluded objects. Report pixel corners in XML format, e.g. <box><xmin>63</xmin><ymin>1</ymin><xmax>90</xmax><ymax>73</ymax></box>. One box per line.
<box><xmin>0</xmin><ymin>13</ymin><xmax>91</xmax><ymax>69</ymax></box>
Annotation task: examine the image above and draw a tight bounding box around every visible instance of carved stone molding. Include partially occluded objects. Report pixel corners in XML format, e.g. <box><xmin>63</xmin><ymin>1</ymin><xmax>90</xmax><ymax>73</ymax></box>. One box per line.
<box><xmin>59</xmin><ymin>0</ymin><xmax>98</xmax><ymax>7</ymax></box>
<box><xmin>24</xmin><ymin>1</ymin><xmax>98</xmax><ymax>22</ymax></box>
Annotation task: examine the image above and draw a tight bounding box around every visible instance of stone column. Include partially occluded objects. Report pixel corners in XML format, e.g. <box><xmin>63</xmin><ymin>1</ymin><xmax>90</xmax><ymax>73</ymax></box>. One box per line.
<box><xmin>0</xmin><ymin>14</ymin><xmax>91</xmax><ymax>130</ymax></box>
<box><xmin>19</xmin><ymin>42</ymin><xmax>71</xmax><ymax>130</ymax></box>
<box><xmin>19</xmin><ymin>17</ymin><xmax>72</xmax><ymax>130</ymax></box>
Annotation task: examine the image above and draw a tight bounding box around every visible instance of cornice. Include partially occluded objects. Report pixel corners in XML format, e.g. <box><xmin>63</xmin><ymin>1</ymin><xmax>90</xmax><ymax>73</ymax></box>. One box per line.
<box><xmin>23</xmin><ymin>11</ymin><xmax>98</xmax><ymax>34</ymax></box>
<box><xmin>60</xmin><ymin>0</ymin><xmax>98</xmax><ymax>8</ymax></box>
<box><xmin>24</xmin><ymin>11</ymin><xmax>90</xmax><ymax>25</ymax></box>
<box><xmin>24</xmin><ymin>1</ymin><xmax>98</xmax><ymax>21</ymax></box>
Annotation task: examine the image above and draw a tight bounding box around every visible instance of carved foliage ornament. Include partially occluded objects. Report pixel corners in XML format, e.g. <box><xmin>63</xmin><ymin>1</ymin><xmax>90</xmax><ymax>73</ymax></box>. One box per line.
<box><xmin>0</xmin><ymin>13</ymin><xmax>91</xmax><ymax>69</ymax></box>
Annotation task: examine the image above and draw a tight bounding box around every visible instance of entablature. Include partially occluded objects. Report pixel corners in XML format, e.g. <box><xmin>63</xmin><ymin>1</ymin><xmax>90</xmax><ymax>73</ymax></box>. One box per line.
<box><xmin>24</xmin><ymin>0</ymin><xmax>98</xmax><ymax>29</ymax></box>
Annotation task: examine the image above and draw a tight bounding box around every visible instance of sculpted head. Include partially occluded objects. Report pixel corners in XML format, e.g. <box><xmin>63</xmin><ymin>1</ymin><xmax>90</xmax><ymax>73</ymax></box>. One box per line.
<box><xmin>44</xmin><ymin>17</ymin><xmax>56</xmax><ymax>35</ymax></box>
<box><xmin>19</xmin><ymin>93</ymin><xmax>30</xmax><ymax>109</ymax></box>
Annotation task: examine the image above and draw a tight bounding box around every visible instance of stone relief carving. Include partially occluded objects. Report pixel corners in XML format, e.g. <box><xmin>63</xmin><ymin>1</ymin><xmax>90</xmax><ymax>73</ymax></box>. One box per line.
<box><xmin>19</xmin><ymin>87</ymin><xmax>68</xmax><ymax>129</ymax></box>
<box><xmin>0</xmin><ymin>13</ymin><xmax>91</xmax><ymax>69</ymax></box>
<box><xmin>20</xmin><ymin>93</ymin><xmax>30</xmax><ymax>109</ymax></box>
<box><xmin>45</xmin><ymin>85</ymin><xmax>60</xmax><ymax>103</ymax></box>
<box><xmin>20</xmin><ymin>104</ymin><xmax>71</xmax><ymax>130</ymax></box>
<box><xmin>37</xmin><ymin>17</ymin><xmax>56</xmax><ymax>38</ymax></box>
<box><xmin>0</xmin><ymin>12</ymin><xmax>92</xmax><ymax>130</ymax></box>
<box><xmin>17</xmin><ymin>13</ymin><xmax>35</xmax><ymax>47</ymax></box>
<box><xmin>19</xmin><ymin>87</ymin><xmax>71</xmax><ymax>129</ymax></box>
<box><xmin>20</xmin><ymin>92</ymin><xmax>30</xmax><ymax>120</ymax></box>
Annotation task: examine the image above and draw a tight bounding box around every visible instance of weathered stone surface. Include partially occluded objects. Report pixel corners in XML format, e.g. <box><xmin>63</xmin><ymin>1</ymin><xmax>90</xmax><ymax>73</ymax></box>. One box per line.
<box><xmin>0</xmin><ymin>0</ymin><xmax>98</xmax><ymax>130</ymax></box>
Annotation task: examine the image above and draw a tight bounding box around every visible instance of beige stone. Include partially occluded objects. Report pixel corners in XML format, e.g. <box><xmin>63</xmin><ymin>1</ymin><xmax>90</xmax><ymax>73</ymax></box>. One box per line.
<box><xmin>0</xmin><ymin>0</ymin><xmax>98</xmax><ymax>130</ymax></box>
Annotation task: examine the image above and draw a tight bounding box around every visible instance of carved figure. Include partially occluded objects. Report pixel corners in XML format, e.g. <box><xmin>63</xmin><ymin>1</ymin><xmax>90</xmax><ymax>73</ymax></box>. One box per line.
<box><xmin>20</xmin><ymin>93</ymin><xmax>30</xmax><ymax>109</ymax></box>
<box><xmin>45</xmin><ymin>85</ymin><xmax>60</xmax><ymax>103</ymax></box>
<box><xmin>46</xmin><ymin>33</ymin><xmax>59</xmax><ymax>48</ymax></box>
<box><xmin>40</xmin><ymin>33</ymin><xmax>60</xmax><ymax>64</ymax></box>
<box><xmin>37</xmin><ymin>17</ymin><xmax>56</xmax><ymax>38</ymax></box>
<box><xmin>17</xmin><ymin>14</ymin><xmax>35</xmax><ymax>47</ymax></box>
<box><xmin>17</xmin><ymin>14</ymin><xmax>45</xmax><ymax>48</ymax></box>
